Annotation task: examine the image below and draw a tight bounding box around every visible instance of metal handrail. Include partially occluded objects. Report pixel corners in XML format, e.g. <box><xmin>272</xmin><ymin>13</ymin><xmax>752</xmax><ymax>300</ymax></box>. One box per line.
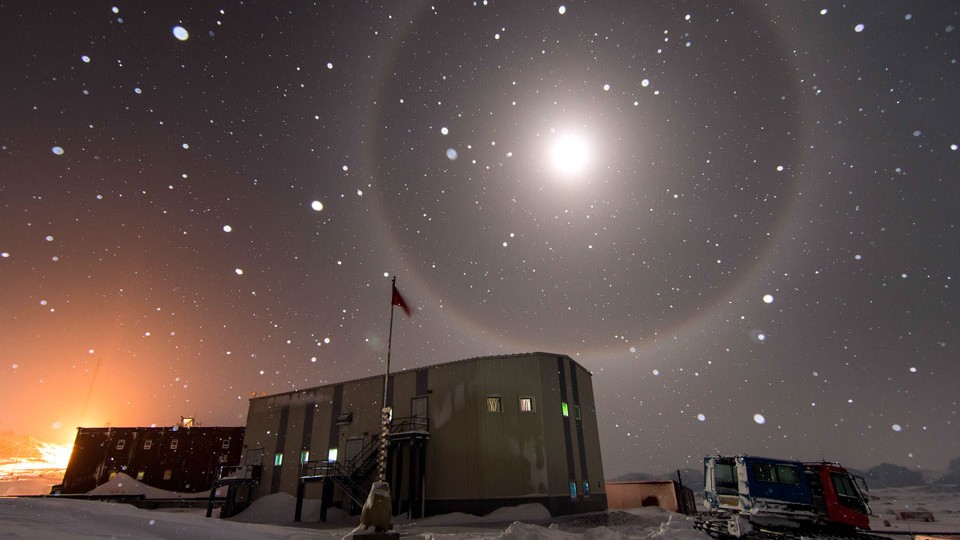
<box><xmin>217</xmin><ymin>463</ymin><xmax>261</xmax><ymax>481</ymax></box>
<box><xmin>303</xmin><ymin>416</ymin><xmax>429</xmax><ymax>476</ymax></box>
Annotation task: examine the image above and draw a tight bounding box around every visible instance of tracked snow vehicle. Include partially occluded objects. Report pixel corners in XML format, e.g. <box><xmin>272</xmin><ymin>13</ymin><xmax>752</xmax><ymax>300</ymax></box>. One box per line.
<box><xmin>698</xmin><ymin>455</ymin><xmax>872</xmax><ymax>539</ymax></box>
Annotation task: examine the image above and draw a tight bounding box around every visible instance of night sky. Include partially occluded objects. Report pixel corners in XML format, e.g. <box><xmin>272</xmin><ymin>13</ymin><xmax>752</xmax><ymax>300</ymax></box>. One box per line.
<box><xmin>1</xmin><ymin>1</ymin><xmax>958</xmax><ymax>478</ymax></box>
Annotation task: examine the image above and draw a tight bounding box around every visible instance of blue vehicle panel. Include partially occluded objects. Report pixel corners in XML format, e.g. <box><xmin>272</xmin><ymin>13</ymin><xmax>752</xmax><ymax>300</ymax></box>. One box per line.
<box><xmin>741</xmin><ymin>456</ymin><xmax>811</xmax><ymax>507</ymax></box>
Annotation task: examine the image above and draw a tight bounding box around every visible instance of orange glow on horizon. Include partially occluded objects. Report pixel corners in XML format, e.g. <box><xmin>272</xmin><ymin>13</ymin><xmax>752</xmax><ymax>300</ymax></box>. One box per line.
<box><xmin>0</xmin><ymin>440</ymin><xmax>74</xmax><ymax>478</ymax></box>
<box><xmin>36</xmin><ymin>441</ymin><xmax>74</xmax><ymax>470</ymax></box>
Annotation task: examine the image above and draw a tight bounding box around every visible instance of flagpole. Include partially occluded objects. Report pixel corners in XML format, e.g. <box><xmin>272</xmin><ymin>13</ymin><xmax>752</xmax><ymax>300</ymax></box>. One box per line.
<box><xmin>382</xmin><ymin>276</ymin><xmax>396</xmax><ymax>410</ymax></box>
<box><xmin>376</xmin><ymin>276</ymin><xmax>398</xmax><ymax>485</ymax></box>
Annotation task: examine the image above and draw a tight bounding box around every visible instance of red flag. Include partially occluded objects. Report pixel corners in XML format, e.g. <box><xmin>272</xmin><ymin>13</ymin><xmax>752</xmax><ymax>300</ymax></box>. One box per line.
<box><xmin>392</xmin><ymin>284</ymin><xmax>412</xmax><ymax>317</ymax></box>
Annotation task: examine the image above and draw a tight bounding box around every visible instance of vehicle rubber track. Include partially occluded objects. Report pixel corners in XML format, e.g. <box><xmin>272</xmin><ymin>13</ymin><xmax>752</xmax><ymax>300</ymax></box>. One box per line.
<box><xmin>695</xmin><ymin>516</ymin><xmax>901</xmax><ymax>540</ymax></box>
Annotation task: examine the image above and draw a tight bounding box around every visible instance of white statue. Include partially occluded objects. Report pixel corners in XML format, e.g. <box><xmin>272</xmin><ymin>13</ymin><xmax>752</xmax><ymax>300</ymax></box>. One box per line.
<box><xmin>358</xmin><ymin>481</ymin><xmax>392</xmax><ymax>533</ymax></box>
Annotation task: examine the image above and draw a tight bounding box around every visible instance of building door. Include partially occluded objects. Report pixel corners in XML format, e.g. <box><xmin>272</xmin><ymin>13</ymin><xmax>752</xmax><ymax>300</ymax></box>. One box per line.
<box><xmin>344</xmin><ymin>437</ymin><xmax>364</xmax><ymax>465</ymax></box>
<box><xmin>411</xmin><ymin>396</ymin><xmax>428</xmax><ymax>430</ymax></box>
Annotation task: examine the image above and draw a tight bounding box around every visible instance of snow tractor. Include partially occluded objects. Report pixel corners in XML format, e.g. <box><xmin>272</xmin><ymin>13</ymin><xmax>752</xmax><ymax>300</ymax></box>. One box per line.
<box><xmin>697</xmin><ymin>455</ymin><xmax>873</xmax><ymax>539</ymax></box>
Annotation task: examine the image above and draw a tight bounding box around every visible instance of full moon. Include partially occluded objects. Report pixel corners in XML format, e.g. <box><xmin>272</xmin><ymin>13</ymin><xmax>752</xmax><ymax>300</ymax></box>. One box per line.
<box><xmin>548</xmin><ymin>132</ymin><xmax>591</xmax><ymax>176</ymax></box>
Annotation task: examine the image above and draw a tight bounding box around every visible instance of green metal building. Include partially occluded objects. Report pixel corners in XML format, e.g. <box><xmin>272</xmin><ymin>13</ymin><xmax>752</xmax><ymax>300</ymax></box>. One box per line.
<box><xmin>239</xmin><ymin>352</ymin><xmax>607</xmax><ymax>520</ymax></box>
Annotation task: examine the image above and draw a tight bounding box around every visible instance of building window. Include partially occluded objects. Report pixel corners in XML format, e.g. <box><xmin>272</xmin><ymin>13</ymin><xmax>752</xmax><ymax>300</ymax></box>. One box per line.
<box><xmin>519</xmin><ymin>396</ymin><xmax>535</xmax><ymax>413</ymax></box>
<box><xmin>574</xmin><ymin>405</ymin><xmax>582</xmax><ymax>420</ymax></box>
<box><xmin>327</xmin><ymin>448</ymin><xmax>338</xmax><ymax>462</ymax></box>
<box><xmin>753</xmin><ymin>462</ymin><xmax>802</xmax><ymax>485</ymax></box>
<box><xmin>274</xmin><ymin>452</ymin><xmax>283</xmax><ymax>467</ymax></box>
<box><xmin>569</xmin><ymin>481</ymin><xmax>578</xmax><ymax>500</ymax></box>
<box><xmin>170</xmin><ymin>439</ymin><xmax>179</xmax><ymax>450</ymax></box>
<box><xmin>561</xmin><ymin>402</ymin><xmax>569</xmax><ymax>417</ymax></box>
<box><xmin>116</xmin><ymin>440</ymin><xmax>126</xmax><ymax>450</ymax></box>
<box><xmin>486</xmin><ymin>396</ymin><xmax>502</xmax><ymax>413</ymax></box>
<box><xmin>143</xmin><ymin>440</ymin><xmax>153</xmax><ymax>450</ymax></box>
<box><xmin>301</xmin><ymin>450</ymin><xmax>310</xmax><ymax>463</ymax></box>
<box><xmin>136</xmin><ymin>471</ymin><xmax>145</xmax><ymax>481</ymax></box>
<box><xmin>222</xmin><ymin>439</ymin><xmax>231</xmax><ymax>449</ymax></box>
<box><xmin>583</xmin><ymin>481</ymin><xmax>591</xmax><ymax>498</ymax></box>
<box><xmin>109</xmin><ymin>471</ymin><xmax>118</xmax><ymax>480</ymax></box>
<box><xmin>163</xmin><ymin>469</ymin><xmax>172</xmax><ymax>480</ymax></box>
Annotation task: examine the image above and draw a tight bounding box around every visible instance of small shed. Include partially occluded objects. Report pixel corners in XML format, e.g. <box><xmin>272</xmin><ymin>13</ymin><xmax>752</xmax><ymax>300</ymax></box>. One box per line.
<box><xmin>605</xmin><ymin>480</ymin><xmax>697</xmax><ymax>515</ymax></box>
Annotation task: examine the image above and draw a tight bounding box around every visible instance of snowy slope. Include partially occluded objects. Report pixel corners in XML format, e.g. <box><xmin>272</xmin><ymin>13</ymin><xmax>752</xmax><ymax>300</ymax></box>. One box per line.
<box><xmin>1</xmin><ymin>486</ymin><xmax>957</xmax><ymax>539</ymax></box>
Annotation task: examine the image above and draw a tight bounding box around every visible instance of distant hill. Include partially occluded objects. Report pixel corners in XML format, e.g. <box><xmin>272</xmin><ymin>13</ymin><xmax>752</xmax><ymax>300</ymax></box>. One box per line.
<box><xmin>0</xmin><ymin>432</ymin><xmax>44</xmax><ymax>461</ymax></box>
<box><xmin>932</xmin><ymin>456</ymin><xmax>960</xmax><ymax>486</ymax></box>
<box><xmin>857</xmin><ymin>463</ymin><xmax>926</xmax><ymax>489</ymax></box>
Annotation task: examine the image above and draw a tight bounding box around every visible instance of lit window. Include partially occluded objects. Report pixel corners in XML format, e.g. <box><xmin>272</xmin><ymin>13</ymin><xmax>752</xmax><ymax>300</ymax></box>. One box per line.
<box><xmin>222</xmin><ymin>439</ymin><xmax>231</xmax><ymax>449</ymax></box>
<box><xmin>583</xmin><ymin>481</ymin><xmax>590</xmax><ymax>498</ymax></box>
<box><xmin>274</xmin><ymin>452</ymin><xmax>283</xmax><ymax>466</ymax></box>
<box><xmin>519</xmin><ymin>396</ymin><xmax>535</xmax><ymax>413</ymax></box>
<box><xmin>109</xmin><ymin>471</ymin><xmax>118</xmax><ymax>480</ymax></box>
<box><xmin>143</xmin><ymin>440</ymin><xmax>153</xmax><ymax>450</ymax></box>
<box><xmin>569</xmin><ymin>481</ymin><xmax>577</xmax><ymax>500</ymax></box>
<box><xmin>561</xmin><ymin>402</ymin><xmax>569</xmax><ymax>417</ymax></box>
<box><xmin>170</xmin><ymin>439</ymin><xmax>179</xmax><ymax>450</ymax></box>
<box><xmin>327</xmin><ymin>448</ymin><xmax>338</xmax><ymax>462</ymax></box>
<box><xmin>301</xmin><ymin>450</ymin><xmax>311</xmax><ymax>463</ymax></box>
<box><xmin>116</xmin><ymin>440</ymin><xmax>126</xmax><ymax>450</ymax></box>
<box><xmin>486</xmin><ymin>396</ymin><xmax>502</xmax><ymax>413</ymax></box>
<box><xmin>136</xmin><ymin>471</ymin><xmax>145</xmax><ymax>481</ymax></box>
<box><xmin>163</xmin><ymin>469</ymin><xmax>172</xmax><ymax>480</ymax></box>
<box><xmin>574</xmin><ymin>405</ymin><xmax>581</xmax><ymax>420</ymax></box>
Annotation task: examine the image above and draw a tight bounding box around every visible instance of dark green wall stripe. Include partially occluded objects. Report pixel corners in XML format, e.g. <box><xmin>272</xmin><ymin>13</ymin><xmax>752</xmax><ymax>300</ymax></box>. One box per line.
<box><xmin>556</xmin><ymin>356</ymin><xmax>576</xmax><ymax>483</ymax></box>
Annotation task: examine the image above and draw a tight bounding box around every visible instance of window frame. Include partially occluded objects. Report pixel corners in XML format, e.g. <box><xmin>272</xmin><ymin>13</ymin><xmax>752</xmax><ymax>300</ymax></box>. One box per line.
<box><xmin>169</xmin><ymin>439</ymin><xmax>179</xmax><ymax>450</ymax></box>
<box><xmin>116</xmin><ymin>439</ymin><xmax>126</xmax><ymax>450</ymax></box>
<box><xmin>486</xmin><ymin>395</ymin><xmax>503</xmax><ymax>413</ymax></box>
<box><xmin>143</xmin><ymin>439</ymin><xmax>153</xmax><ymax>450</ymax></box>
<box><xmin>518</xmin><ymin>395</ymin><xmax>536</xmax><ymax>413</ymax></box>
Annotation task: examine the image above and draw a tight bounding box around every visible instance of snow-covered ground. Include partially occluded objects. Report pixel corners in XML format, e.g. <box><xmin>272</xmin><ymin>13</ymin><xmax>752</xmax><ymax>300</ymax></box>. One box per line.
<box><xmin>0</xmin><ymin>486</ymin><xmax>958</xmax><ymax>539</ymax></box>
<box><xmin>867</xmin><ymin>486</ymin><xmax>960</xmax><ymax>535</ymax></box>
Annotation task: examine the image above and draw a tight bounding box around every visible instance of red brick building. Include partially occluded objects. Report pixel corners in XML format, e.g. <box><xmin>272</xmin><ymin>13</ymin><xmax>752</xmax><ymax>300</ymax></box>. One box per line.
<box><xmin>58</xmin><ymin>421</ymin><xmax>244</xmax><ymax>494</ymax></box>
